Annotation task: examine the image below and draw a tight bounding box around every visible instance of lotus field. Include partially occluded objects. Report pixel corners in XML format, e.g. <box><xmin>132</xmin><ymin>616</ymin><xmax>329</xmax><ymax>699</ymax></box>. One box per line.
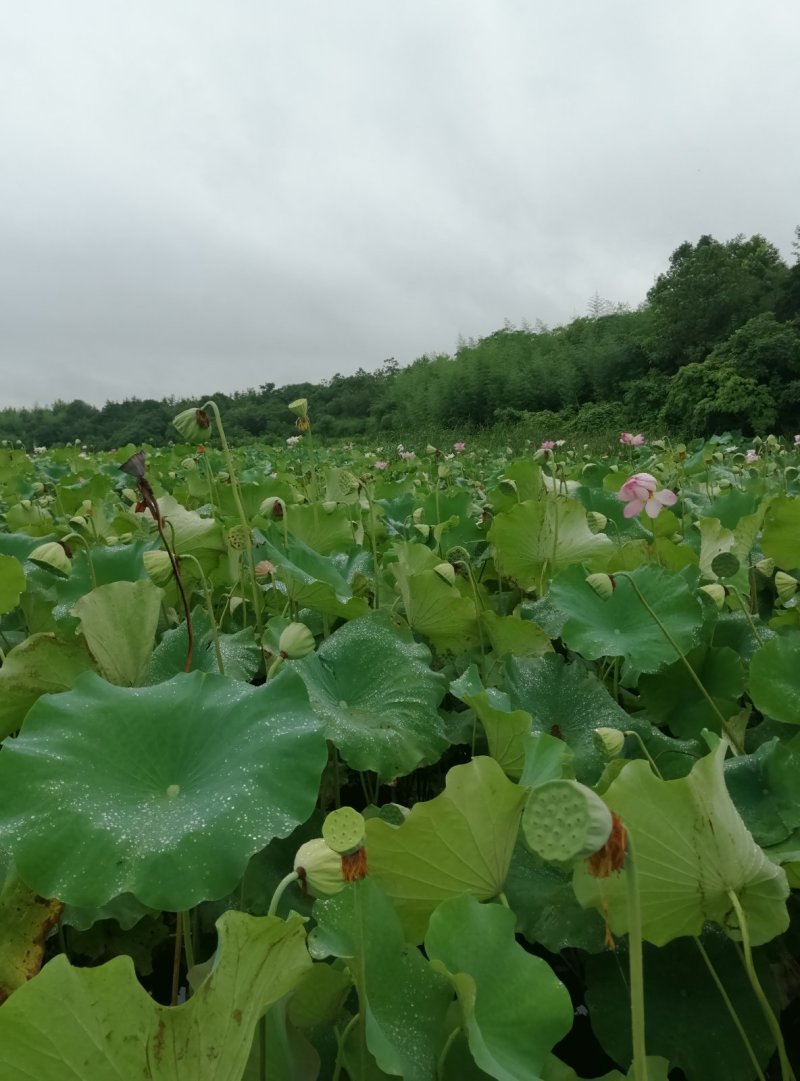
<box><xmin>0</xmin><ymin>407</ymin><xmax>799</xmax><ymax>1081</ymax></box>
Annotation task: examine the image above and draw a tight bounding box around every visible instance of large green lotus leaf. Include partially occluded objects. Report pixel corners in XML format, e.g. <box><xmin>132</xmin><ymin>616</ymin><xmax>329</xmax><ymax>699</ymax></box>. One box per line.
<box><xmin>488</xmin><ymin>497</ymin><xmax>613</xmax><ymax>590</ymax></box>
<box><xmin>156</xmin><ymin>493</ymin><xmax>227</xmax><ymax>574</ymax></box>
<box><xmin>637</xmin><ymin>644</ymin><xmax>745</xmax><ymax>739</ymax></box>
<box><xmin>0</xmin><ymin>553</ymin><xmax>26</xmax><ymax>614</ymax></box>
<box><xmin>481</xmin><ymin>610</ymin><xmax>554</xmax><ymax>659</ymax></box>
<box><xmin>548</xmin><ymin>564</ymin><xmax>704</xmax><ymax>673</ymax></box>
<box><xmin>0</xmin><ymin>669</ymin><xmax>327</xmax><ymax>910</ymax></box>
<box><xmin>0</xmin><ymin>632</ymin><xmax>97</xmax><ymax>740</ymax></box>
<box><xmin>504</xmin><ymin>839</ymin><xmax>606</xmax><ymax>953</ymax></box>
<box><xmin>450</xmin><ymin>665</ymin><xmax>533</xmax><ymax>779</ymax></box>
<box><xmin>390</xmin><ymin>543</ymin><xmax>480</xmax><ymax>653</ymax></box>
<box><xmin>38</xmin><ymin>540</ymin><xmax>153</xmax><ymax>630</ymax></box>
<box><xmin>145</xmin><ymin>606</ymin><xmax>261</xmax><ymax>683</ymax></box>
<box><xmin>0</xmin><ymin>910</ymin><xmax>310</xmax><ymax>1081</ymax></box>
<box><xmin>760</xmin><ymin>495</ymin><xmax>800</xmax><ymax>569</ymax></box>
<box><xmin>573</xmin><ymin>741</ymin><xmax>790</xmax><ymax>946</ymax></box>
<box><xmin>287</xmin><ymin>501</ymin><xmax>359</xmax><ymax>555</ymax></box>
<box><xmin>366</xmin><ymin>757</ymin><xmax>527</xmax><ymax>941</ymax></box>
<box><xmin>725</xmin><ymin>734</ymin><xmax>800</xmax><ymax>846</ymax></box>
<box><xmin>426</xmin><ymin>894</ymin><xmax>573</xmax><ymax>1081</ymax></box>
<box><xmin>503</xmin><ymin>655</ymin><xmax>641</xmax><ymax>785</ymax></box>
<box><xmin>71</xmin><ymin>578</ymin><xmax>163</xmax><ymax>686</ymax></box>
<box><xmin>748</xmin><ymin>633</ymin><xmax>800</xmax><ymax>724</ymax></box>
<box><xmin>244</xmin><ymin>999</ymin><xmax>320</xmax><ymax>1081</ymax></box>
<box><xmin>695</xmin><ymin>512</ymin><xmax>763</xmax><ymax>583</ymax></box>
<box><xmin>292</xmin><ymin>611</ymin><xmax>448</xmax><ymax>781</ymax></box>
<box><xmin>311</xmin><ymin>878</ymin><xmax>453</xmax><ymax>1081</ymax></box>
<box><xmin>541</xmin><ymin>1057</ymin><xmax>669</xmax><ymax>1081</ymax></box>
<box><xmin>0</xmin><ymin>867</ymin><xmax>63</xmax><ymax>1003</ymax></box>
<box><xmin>585</xmin><ymin>933</ymin><xmax>779</xmax><ymax>1081</ymax></box>
<box><xmin>255</xmin><ymin>535</ymin><xmax>370</xmax><ymax>620</ymax></box>
<box><xmin>487</xmin><ymin>459</ymin><xmax>542</xmax><ymax>513</ymax></box>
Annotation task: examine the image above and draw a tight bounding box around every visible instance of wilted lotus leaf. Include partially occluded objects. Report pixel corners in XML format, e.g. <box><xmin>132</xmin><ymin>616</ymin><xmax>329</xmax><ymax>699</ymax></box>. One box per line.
<box><xmin>0</xmin><ymin>669</ymin><xmax>327</xmax><ymax>910</ymax></box>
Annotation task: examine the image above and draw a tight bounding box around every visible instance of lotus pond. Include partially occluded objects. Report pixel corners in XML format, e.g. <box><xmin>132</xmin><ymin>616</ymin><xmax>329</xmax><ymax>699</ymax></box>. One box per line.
<box><xmin>0</xmin><ymin>416</ymin><xmax>798</xmax><ymax>1081</ymax></box>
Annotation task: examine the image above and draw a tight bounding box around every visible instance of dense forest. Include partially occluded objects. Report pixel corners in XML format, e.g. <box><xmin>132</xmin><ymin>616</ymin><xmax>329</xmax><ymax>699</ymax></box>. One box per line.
<box><xmin>3</xmin><ymin>230</ymin><xmax>800</xmax><ymax>449</ymax></box>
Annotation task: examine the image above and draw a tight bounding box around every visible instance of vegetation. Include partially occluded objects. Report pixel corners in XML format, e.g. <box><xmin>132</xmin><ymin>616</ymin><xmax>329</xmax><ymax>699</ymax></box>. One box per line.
<box><xmin>2</xmin><ymin>230</ymin><xmax>799</xmax><ymax>449</ymax></box>
<box><xmin>0</xmin><ymin>419</ymin><xmax>799</xmax><ymax>1079</ymax></box>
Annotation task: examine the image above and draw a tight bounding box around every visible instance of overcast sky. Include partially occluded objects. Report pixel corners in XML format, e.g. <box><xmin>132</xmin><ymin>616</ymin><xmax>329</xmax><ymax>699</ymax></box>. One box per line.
<box><xmin>3</xmin><ymin>1</ymin><xmax>799</xmax><ymax>410</ymax></box>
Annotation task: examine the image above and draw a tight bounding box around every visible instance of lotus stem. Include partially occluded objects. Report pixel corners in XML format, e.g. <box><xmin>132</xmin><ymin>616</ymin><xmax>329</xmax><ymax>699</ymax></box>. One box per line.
<box><xmin>693</xmin><ymin>936</ymin><xmax>766</xmax><ymax>1081</ymax></box>
<box><xmin>626</xmin><ymin>836</ymin><xmax>648</xmax><ymax>1081</ymax></box>
<box><xmin>267</xmin><ymin>871</ymin><xmax>299</xmax><ymax>917</ymax></box>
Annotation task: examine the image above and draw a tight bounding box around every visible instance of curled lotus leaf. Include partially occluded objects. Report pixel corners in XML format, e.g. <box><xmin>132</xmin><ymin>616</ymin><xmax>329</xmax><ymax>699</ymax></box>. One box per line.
<box><xmin>0</xmin><ymin>669</ymin><xmax>327</xmax><ymax>910</ymax></box>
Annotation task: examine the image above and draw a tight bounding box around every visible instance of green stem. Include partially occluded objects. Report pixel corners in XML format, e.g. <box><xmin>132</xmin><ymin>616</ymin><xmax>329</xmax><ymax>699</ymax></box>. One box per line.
<box><xmin>179</xmin><ymin>552</ymin><xmax>225</xmax><ymax>675</ymax></box>
<box><xmin>624</xmin><ymin>731</ymin><xmax>662</xmax><ymax>777</ymax></box>
<box><xmin>267</xmin><ymin>871</ymin><xmax>299</xmax><ymax>917</ymax></box>
<box><xmin>727</xmin><ymin>890</ymin><xmax>796</xmax><ymax>1081</ymax></box>
<box><xmin>615</xmin><ymin>572</ymin><xmax>744</xmax><ymax>754</ymax></box>
<box><xmin>728</xmin><ymin>585</ymin><xmax>764</xmax><ymax>645</ymax></box>
<box><xmin>693</xmin><ymin>937</ymin><xmax>766</xmax><ymax>1081</ymax></box>
<box><xmin>333</xmin><ymin>1013</ymin><xmax>361</xmax><ymax>1081</ymax></box>
<box><xmin>626</xmin><ymin>836</ymin><xmax>648</xmax><ymax>1081</ymax></box>
<box><xmin>436</xmin><ymin>1026</ymin><xmax>462</xmax><ymax>1080</ymax></box>
<box><xmin>170</xmin><ymin>911</ymin><xmax>184</xmax><ymax>1007</ymax></box>
<box><xmin>203</xmin><ymin>401</ymin><xmax>262</xmax><ymax>633</ymax></box>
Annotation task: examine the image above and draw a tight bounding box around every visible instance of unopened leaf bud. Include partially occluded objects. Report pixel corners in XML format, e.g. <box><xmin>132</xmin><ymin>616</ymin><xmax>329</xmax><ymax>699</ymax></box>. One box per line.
<box><xmin>29</xmin><ymin>541</ymin><xmax>72</xmax><ymax>578</ymax></box>
<box><xmin>143</xmin><ymin>550</ymin><xmax>174</xmax><ymax>587</ymax></box>
<box><xmin>278</xmin><ymin>621</ymin><xmax>315</xmax><ymax>659</ymax></box>
<box><xmin>586</xmin><ymin>573</ymin><xmax>615</xmax><ymax>599</ymax></box>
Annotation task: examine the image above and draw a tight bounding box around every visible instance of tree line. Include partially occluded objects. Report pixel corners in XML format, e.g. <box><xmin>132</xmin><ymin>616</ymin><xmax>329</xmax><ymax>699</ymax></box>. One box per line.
<box><xmin>3</xmin><ymin>230</ymin><xmax>799</xmax><ymax>450</ymax></box>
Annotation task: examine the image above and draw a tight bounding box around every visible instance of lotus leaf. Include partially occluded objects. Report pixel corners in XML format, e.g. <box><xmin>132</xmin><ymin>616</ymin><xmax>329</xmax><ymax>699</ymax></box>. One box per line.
<box><xmin>0</xmin><ymin>632</ymin><xmax>96</xmax><ymax>740</ymax></box>
<box><xmin>748</xmin><ymin>633</ymin><xmax>800</xmax><ymax>725</ymax></box>
<box><xmin>72</xmin><ymin>578</ymin><xmax>163</xmax><ymax>686</ymax></box>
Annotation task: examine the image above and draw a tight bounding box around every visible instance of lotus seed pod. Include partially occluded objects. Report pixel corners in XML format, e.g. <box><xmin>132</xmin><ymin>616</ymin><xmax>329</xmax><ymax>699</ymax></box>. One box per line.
<box><xmin>288</xmin><ymin>398</ymin><xmax>309</xmax><ymax>419</ymax></box>
<box><xmin>173</xmin><ymin>407</ymin><xmax>211</xmax><ymax>442</ymax></box>
<box><xmin>31</xmin><ymin>481</ymin><xmax>45</xmax><ymax>495</ymax></box>
<box><xmin>118</xmin><ymin>532</ymin><xmax>133</xmax><ymax>544</ymax></box>
<box><xmin>181</xmin><ymin>457</ymin><xmax>198</xmax><ymax>471</ymax></box>
<box><xmin>278</xmin><ymin>621</ymin><xmax>315</xmax><ymax>659</ymax></box>
<box><xmin>321</xmin><ymin>500</ymin><xmax>338</xmax><ymax>513</ymax></box>
<box><xmin>227</xmin><ymin>525</ymin><xmax>250</xmax><ymax>550</ymax></box>
<box><xmin>379</xmin><ymin>803</ymin><xmax>410</xmax><ymax>826</ymax></box>
<box><xmin>586</xmin><ymin>511</ymin><xmax>608</xmax><ymax>534</ymax></box>
<box><xmin>522</xmin><ymin>780</ymin><xmax>613</xmax><ymax>863</ymax></box>
<box><xmin>498</xmin><ymin>477</ymin><xmax>518</xmax><ymax>493</ymax></box>
<box><xmin>28</xmin><ymin>541</ymin><xmax>72</xmax><ymax>578</ymax></box>
<box><xmin>412</xmin><ymin>508</ymin><xmax>425</xmax><ymax>524</ymax></box>
<box><xmin>322</xmin><ymin>807</ymin><xmax>366</xmax><ymax>855</ymax></box>
<box><xmin>699</xmin><ymin>583</ymin><xmax>726</xmax><ymax>610</ymax></box>
<box><xmin>755</xmin><ymin>558</ymin><xmax>775</xmax><ymax>578</ymax></box>
<box><xmin>438</xmin><ymin>464</ymin><xmax>451</xmax><ymax>479</ymax></box>
<box><xmin>766</xmin><ymin>434</ymin><xmax>779</xmax><ymax>447</ymax></box>
<box><xmin>143</xmin><ymin>550</ymin><xmax>174</xmax><ymax>587</ymax></box>
<box><xmin>710</xmin><ymin>551</ymin><xmax>740</xmax><ymax>579</ymax></box>
<box><xmin>586</xmin><ymin>573</ymin><xmax>615</xmax><ymax>600</ymax></box>
<box><xmin>104</xmin><ymin>534</ymin><xmax>119</xmax><ymax>546</ymax></box>
<box><xmin>433</xmin><ymin>562</ymin><xmax>456</xmax><ymax>586</ymax></box>
<box><xmin>446</xmin><ymin>545</ymin><xmax>470</xmax><ymax>567</ymax></box>
<box><xmin>121</xmin><ymin>488</ymin><xmax>138</xmax><ymax>503</ymax></box>
<box><xmin>426</xmin><ymin>444</ymin><xmax>438</xmax><ymax>455</ymax></box>
<box><xmin>293</xmin><ymin>839</ymin><xmax>346</xmax><ymax>898</ymax></box>
<box><xmin>775</xmin><ymin>571</ymin><xmax>799</xmax><ymax>605</ymax></box>
<box><xmin>595</xmin><ymin>727</ymin><xmax>625</xmax><ymax>757</ymax></box>
<box><xmin>69</xmin><ymin>515</ymin><xmax>88</xmax><ymax>531</ymax></box>
<box><xmin>414</xmin><ymin>524</ymin><xmax>431</xmax><ymax>540</ymax></box>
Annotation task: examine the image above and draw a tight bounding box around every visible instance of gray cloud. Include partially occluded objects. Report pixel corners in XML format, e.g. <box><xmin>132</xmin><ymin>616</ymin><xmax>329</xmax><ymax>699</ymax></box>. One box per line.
<box><xmin>3</xmin><ymin>1</ymin><xmax>799</xmax><ymax>408</ymax></box>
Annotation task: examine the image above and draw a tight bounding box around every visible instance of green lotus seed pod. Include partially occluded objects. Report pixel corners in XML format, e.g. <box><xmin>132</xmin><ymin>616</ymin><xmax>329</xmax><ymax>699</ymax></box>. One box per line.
<box><xmin>378</xmin><ymin>803</ymin><xmax>410</xmax><ymax>827</ymax></box>
<box><xmin>755</xmin><ymin>558</ymin><xmax>775</xmax><ymax>578</ymax></box>
<box><xmin>710</xmin><ymin>551</ymin><xmax>740</xmax><ymax>579</ymax></box>
<box><xmin>181</xmin><ymin>457</ymin><xmax>198</xmax><ymax>471</ymax></box>
<box><xmin>28</xmin><ymin>541</ymin><xmax>72</xmax><ymax>578</ymax></box>
<box><xmin>586</xmin><ymin>573</ymin><xmax>615</xmax><ymax>599</ymax></box>
<box><xmin>321</xmin><ymin>500</ymin><xmax>338</xmax><ymax>513</ymax></box>
<box><xmin>293</xmin><ymin>838</ymin><xmax>345</xmax><ymax>897</ymax></box>
<box><xmin>775</xmin><ymin>571</ymin><xmax>799</xmax><ymax>605</ymax></box>
<box><xmin>595</xmin><ymin>727</ymin><xmax>625</xmax><ymax>757</ymax></box>
<box><xmin>173</xmin><ymin>407</ymin><xmax>211</xmax><ymax>442</ymax></box>
<box><xmin>522</xmin><ymin>780</ymin><xmax>612</xmax><ymax>863</ymax></box>
<box><xmin>278</xmin><ymin>621</ymin><xmax>315</xmax><ymax>659</ymax></box>
<box><xmin>143</xmin><ymin>550</ymin><xmax>175</xmax><ymax>587</ymax></box>
<box><xmin>227</xmin><ymin>525</ymin><xmax>250</xmax><ymax>550</ymax></box>
<box><xmin>322</xmin><ymin>807</ymin><xmax>366</xmax><ymax>855</ymax></box>
<box><xmin>288</xmin><ymin>398</ymin><xmax>309</xmax><ymax>419</ymax></box>
<box><xmin>426</xmin><ymin>444</ymin><xmax>438</xmax><ymax>455</ymax></box>
<box><xmin>414</xmin><ymin>524</ymin><xmax>431</xmax><ymax>540</ymax></box>
<box><xmin>699</xmin><ymin>583</ymin><xmax>726</xmax><ymax>610</ymax></box>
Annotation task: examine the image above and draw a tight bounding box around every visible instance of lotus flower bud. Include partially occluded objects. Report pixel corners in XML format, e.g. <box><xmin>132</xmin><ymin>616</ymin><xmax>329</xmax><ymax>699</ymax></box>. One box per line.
<box><xmin>278</xmin><ymin>621</ymin><xmax>315</xmax><ymax>659</ymax></box>
<box><xmin>28</xmin><ymin>541</ymin><xmax>71</xmax><ymax>578</ymax></box>
<box><xmin>595</xmin><ymin>727</ymin><xmax>625</xmax><ymax>757</ymax></box>
<box><xmin>293</xmin><ymin>839</ymin><xmax>346</xmax><ymax>897</ymax></box>
<box><xmin>433</xmin><ymin>562</ymin><xmax>456</xmax><ymax>585</ymax></box>
<box><xmin>586</xmin><ymin>511</ymin><xmax>608</xmax><ymax>534</ymax></box>
<box><xmin>699</xmin><ymin>583</ymin><xmax>726</xmax><ymax>609</ymax></box>
<box><xmin>260</xmin><ymin>497</ymin><xmax>285</xmax><ymax>519</ymax></box>
<box><xmin>143</xmin><ymin>550</ymin><xmax>174</xmax><ymax>587</ymax></box>
<box><xmin>586</xmin><ymin>573</ymin><xmax>615</xmax><ymax>599</ymax></box>
<box><xmin>173</xmin><ymin>407</ymin><xmax>211</xmax><ymax>442</ymax></box>
<box><xmin>775</xmin><ymin>571</ymin><xmax>799</xmax><ymax>605</ymax></box>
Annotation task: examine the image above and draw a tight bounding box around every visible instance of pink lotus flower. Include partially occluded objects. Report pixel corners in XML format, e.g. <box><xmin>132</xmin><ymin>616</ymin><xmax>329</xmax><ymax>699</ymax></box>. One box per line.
<box><xmin>794</xmin><ymin>435</ymin><xmax>800</xmax><ymax>446</ymax></box>
<box><xmin>620</xmin><ymin>432</ymin><xmax>646</xmax><ymax>446</ymax></box>
<box><xmin>374</xmin><ymin>460</ymin><xmax>388</xmax><ymax>470</ymax></box>
<box><xmin>399</xmin><ymin>450</ymin><xmax>415</xmax><ymax>461</ymax></box>
<box><xmin>618</xmin><ymin>472</ymin><xmax>678</xmax><ymax>519</ymax></box>
<box><xmin>745</xmin><ymin>449</ymin><xmax>759</xmax><ymax>464</ymax></box>
<box><xmin>540</xmin><ymin>440</ymin><xmax>556</xmax><ymax>451</ymax></box>
<box><xmin>453</xmin><ymin>441</ymin><xmax>466</xmax><ymax>453</ymax></box>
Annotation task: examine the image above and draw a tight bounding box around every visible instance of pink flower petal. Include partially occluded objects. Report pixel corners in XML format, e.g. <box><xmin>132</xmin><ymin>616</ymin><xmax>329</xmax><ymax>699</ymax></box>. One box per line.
<box><xmin>623</xmin><ymin>500</ymin><xmax>643</xmax><ymax>518</ymax></box>
<box><xmin>644</xmin><ymin>498</ymin><xmax>662</xmax><ymax>518</ymax></box>
<box><xmin>655</xmin><ymin>489</ymin><xmax>677</xmax><ymax>507</ymax></box>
